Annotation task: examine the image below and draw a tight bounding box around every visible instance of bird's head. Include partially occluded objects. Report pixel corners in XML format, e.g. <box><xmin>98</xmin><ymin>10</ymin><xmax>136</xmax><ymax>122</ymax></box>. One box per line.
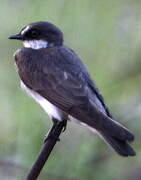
<box><xmin>9</xmin><ymin>21</ymin><xmax>63</xmax><ymax>49</ymax></box>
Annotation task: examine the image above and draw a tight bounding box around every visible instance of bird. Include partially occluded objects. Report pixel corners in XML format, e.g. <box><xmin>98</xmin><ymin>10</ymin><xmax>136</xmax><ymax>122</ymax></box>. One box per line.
<box><xmin>9</xmin><ymin>21</ymin><xmax>135</xmax><ymax>156</ymax></box>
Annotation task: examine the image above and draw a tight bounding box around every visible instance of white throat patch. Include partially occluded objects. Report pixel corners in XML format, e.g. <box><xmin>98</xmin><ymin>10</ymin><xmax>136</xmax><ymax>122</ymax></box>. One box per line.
<box><xmin>23</xmin><ymin>40</ymin><xmax>48</xmax><ymax>49</ymax></box>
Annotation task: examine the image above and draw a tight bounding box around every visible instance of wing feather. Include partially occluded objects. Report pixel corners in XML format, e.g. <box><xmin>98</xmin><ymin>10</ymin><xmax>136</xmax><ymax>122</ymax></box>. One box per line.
<box><xmin>15</xmin><ymin>46</ymin><xmax>89</xmax><ymax>111</ymax></box>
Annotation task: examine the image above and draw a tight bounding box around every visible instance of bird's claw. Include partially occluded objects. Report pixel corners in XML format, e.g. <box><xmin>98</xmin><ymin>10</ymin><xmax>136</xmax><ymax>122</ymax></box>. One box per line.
<box><xmin>62</xmin><ymin>120</ymin><xmax>67</xmax><ymax>132</ymax></box>
<box><xmin>44</xmin><ymin>118</ymin><xmax>67</xmax><ymax>143</ymax></box>
<box><xmin>44</xmin><ymin>133</ymin><xmax>60</xmax><ymax>143</ymax></box>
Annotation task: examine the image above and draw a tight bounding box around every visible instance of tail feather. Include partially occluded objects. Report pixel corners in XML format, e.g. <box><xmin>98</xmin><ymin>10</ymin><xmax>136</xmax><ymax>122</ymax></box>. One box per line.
<box><xmin>70</xmin><ymin>103</ymin><xmax>134</xmax><ymax>142</ymax></box>
<box><xmin>70</xmin><ymin>103</ymin><xmax>136</xmax><ymax>156</ymax></box>
<box><xmin>101</xmin><ymin>117</ymin><xmax>135</xmax><ymax>142</ymax></box>
<box><xmin>99</xmin><ymin>132</ymin><xmax>136</xmax><ymax>156</ymax></box>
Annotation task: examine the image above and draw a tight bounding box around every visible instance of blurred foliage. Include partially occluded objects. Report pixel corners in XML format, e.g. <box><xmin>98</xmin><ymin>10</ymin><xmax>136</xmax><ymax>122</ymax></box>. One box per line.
<box><xmin>0</xmin><ymin>0</ymin><xmax>141</xmax><ymax>179</ymax></box>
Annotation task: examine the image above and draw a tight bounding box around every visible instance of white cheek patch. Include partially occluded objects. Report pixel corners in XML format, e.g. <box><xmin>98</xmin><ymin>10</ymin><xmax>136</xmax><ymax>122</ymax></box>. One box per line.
<box><xmin>23</xmin><ymin>40</ymin><xmax>48</xmax><ymax>49</ymax></box>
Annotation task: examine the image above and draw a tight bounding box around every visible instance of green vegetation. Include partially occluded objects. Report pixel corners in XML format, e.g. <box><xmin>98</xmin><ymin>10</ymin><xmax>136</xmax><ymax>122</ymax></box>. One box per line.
<box><xmin>0</xmin><ymin>0</ymin><xmax>141</xmax><ymax>179</ymax></box>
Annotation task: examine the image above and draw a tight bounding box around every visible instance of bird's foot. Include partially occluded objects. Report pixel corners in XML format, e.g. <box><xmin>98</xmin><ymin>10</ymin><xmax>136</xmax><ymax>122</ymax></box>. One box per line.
<box><xmin>44</xmin><ymin>122</ymin><xmax>60</xmax><ymax>143</ymax></box>
<box><xmin>62</xmin><ymin>119</ymin><xmax>67</xmax><ymax>132</ymax></box>
<box><xmin>44</xmin><ymin>118</ymin><xmax>67</xmax><ymax>143</ymax></box>
<box><xmin>44</xmin><ymin>132</ymin><xmax>60</xmax><ymax>143</ymax></box>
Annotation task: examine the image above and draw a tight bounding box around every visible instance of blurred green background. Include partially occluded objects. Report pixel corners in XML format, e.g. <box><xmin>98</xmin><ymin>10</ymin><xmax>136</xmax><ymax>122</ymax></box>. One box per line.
<box><xmin>0</xmin><ymin>0</ymin><xmax>141</xmax><ymax>179</ymax></box>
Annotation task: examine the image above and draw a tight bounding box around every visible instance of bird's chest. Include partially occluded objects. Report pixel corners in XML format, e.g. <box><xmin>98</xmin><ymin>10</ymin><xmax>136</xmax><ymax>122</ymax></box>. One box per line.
<box><xmin>15</xmin><ymin>55</ymin><xmax>36</xmax><ymax>75</ymax></box>
<box><xmin>15</xmin><ymin>52</ymin><xmax>44</xmax><ymax>88</ymax></box>
<box><xmin>15</xmin><ymin>49</ymin><xmax>64</xmax><ymax>121</ymax></box>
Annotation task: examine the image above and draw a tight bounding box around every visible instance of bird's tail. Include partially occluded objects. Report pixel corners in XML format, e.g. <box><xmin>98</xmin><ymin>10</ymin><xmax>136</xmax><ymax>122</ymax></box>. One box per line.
<box><xmin>98</xmin><ymin>131</ymin><xmax>136</xmax><ymax>156</ymax></box>
<box><xmin>90</xmin><ymin>118</ymin><xmax>136</xmax><ymax>156</ymax></box>
<box><xmin>70</xmin><ymin>103</ymin><xmax>136</xmax><ymax>156</ymax></box>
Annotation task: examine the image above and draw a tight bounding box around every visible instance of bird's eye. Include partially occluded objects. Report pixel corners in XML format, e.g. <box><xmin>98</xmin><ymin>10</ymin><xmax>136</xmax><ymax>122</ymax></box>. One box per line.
<box><xmin>30</xmin><ymin>29</ymin><xmax>40</xmax><ymax>38</ymax></box>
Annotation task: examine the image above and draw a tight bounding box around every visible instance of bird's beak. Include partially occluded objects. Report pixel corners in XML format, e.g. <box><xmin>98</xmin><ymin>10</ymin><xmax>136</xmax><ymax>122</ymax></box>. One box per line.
<box><xmin>9</xmin><ymin>34</ymin><xmax>24</xmax><ymax>40</ymax></box>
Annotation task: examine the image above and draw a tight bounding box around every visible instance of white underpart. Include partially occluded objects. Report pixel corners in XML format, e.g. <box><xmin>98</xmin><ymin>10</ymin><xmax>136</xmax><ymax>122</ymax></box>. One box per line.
<box><xmin>21</xmin><ymin>80</ymin><xmax>100</xmax><ymax>132</ymax></box>
<box><xmin>21</xmin><ymin>80</ymin><xmax>96</xmax><ymax>128</ymax></box>
<box><xmin>21</xmin><ymin>81</ymin><xmax>63</xmax><ymax>121</ymax></box>
<box><xmin>23</xmin><ymin>40</ymin><xmax>48</xmax><ymax>49</ymax></box>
